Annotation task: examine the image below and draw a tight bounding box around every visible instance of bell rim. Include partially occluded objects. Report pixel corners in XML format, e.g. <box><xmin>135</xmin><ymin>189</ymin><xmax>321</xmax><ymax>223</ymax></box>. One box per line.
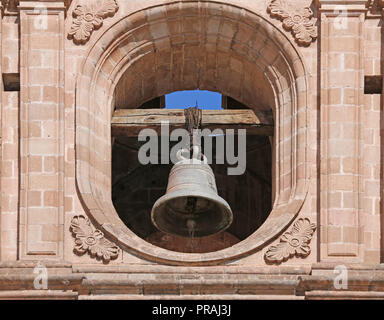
<box><xmin>150</xmin><ymin>189</ymin><xmax>233</xmax><ymax>238</ymax></box>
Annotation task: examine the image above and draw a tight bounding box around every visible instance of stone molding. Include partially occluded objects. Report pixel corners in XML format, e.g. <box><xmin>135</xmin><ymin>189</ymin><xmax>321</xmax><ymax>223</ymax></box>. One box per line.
<box><xmin>316</xmin><ymin>0</ymin><xmax>371</xmax><ymax>11</ymax></box>
<box><xmin>68</xmin><ymin>0</ymin><xmax>118</xmax><ymax>44</ymax></box>
<box><xmin>267</xmin><ymin>0</ymin><xmax>318</xmax><ymax>46</ymax></box>
<box><xmin>70</xmin><ymin>215</ymin><xmax>120</xmax><ymax>263</ymax></box>
<box><xmin>265</xmin><ymin>218</ymin><xmax>317</xmax><ymax>264</ymax></box>
<box><xmin>0</xmin><ymin>267</ymin><xmax>384</xmax><ymax>298</ymax></box>
<box><xmin>315</xmin><ymin>0</ymin><xmax>373</xmax><ymax>16</ymax></box>
<box><xmin>10</xmin><ymin>0</ymin><xmax>72</xmax><ymax>11</ymax></box>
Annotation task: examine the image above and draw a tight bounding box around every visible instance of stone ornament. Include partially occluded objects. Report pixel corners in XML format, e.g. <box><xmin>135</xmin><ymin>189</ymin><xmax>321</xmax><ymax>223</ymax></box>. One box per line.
<box><xmin>265</xmin><ymin>218</ymin><xmax>316</xmax><ymax>264</ymax></box>
<box><xmin>70</xmin><ymin>215</ymin><xmax>119</xmax><ymax>262</ymax></box>
<box><xmin>267</xmin><ymin>0</ymin><xmax>317</xmax><ymax>46</ymax></box>
<box><xmin>68</xmin><ymin>0</ymin><xmax>119</xmax><ymax>44</ymax></box>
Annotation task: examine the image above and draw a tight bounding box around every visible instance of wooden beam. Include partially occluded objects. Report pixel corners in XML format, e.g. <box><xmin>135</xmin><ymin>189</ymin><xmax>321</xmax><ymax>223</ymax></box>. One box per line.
<box><xmin>111</xmin><ymin>109</ymin><xmax>274</xmax><ymax>137</ymax></box>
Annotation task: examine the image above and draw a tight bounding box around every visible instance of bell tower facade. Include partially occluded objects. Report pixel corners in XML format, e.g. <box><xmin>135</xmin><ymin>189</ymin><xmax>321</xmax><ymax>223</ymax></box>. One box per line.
<box><xmin>0</xmin><ymin>0</ymin><xmax>383</xmax><ymax>299</ymax></box>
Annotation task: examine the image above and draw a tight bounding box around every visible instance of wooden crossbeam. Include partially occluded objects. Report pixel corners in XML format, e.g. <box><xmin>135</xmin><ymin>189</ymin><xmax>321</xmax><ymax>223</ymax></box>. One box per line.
<box><xmin>111</xmin><ymin>109</ymin><xmax>274</xmax><ymax>137</ymax></box>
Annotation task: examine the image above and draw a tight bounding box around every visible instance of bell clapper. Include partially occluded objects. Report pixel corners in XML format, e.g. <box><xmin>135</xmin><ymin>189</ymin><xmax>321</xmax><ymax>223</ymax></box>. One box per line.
<box><xmin>187</xmin><ymin>219</ymin><xmax>196</xmax><ymax>252</ymax></box>
<box><xmin>185</xmin><ymin>196</ymin><xmax>197</xmax><ymax>213</ymax></box>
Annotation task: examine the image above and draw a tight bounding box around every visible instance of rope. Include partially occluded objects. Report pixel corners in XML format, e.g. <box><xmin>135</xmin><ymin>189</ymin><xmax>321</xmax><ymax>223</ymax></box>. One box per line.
<box><xmin>184</xmin><ymin>106</ymin><xmax>202</xmax><ymax>149</ymax></box>
<box><xmin>184</xmin><ymin>106</ymin><xmax>202</xmax><ymax>136</ymax></box>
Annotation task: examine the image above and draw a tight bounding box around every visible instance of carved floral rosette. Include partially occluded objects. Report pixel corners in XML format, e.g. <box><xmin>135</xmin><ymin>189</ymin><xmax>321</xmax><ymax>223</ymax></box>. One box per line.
<box><xmin>265</xmin><ymin>218</ymin><xmax>316</xmax><ymax>264</ymax></box>
<box><xmin>267</xmin><ymin>0</ymin><xmax>317</xmax><ymax>46</ymax></box>
<box><xmin>70</xmin><ymin>215</ymin><xmax>119</xmax><ymax>262</ymax></box>
<box><xmin>68</xmin><ymin>0</ymin><xmax>119</xmax><ymax>44</ymax></box>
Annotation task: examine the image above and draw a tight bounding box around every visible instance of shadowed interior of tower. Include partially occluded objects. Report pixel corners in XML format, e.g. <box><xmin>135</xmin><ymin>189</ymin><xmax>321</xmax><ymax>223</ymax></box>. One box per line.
<box><xmin>111</xmin><ymin>92</ymin><xmax>273</xmax><ymax>253</ymax></box>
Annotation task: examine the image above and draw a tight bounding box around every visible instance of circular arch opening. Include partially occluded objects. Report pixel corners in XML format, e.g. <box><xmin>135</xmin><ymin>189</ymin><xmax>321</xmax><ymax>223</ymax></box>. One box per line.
<box><xmin>75</xmin><ymin>1</ymin><xmax>310</xmax><ymax>265</ymax></box>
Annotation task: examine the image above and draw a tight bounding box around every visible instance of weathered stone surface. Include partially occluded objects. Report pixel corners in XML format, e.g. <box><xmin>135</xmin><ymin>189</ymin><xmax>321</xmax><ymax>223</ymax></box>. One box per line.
<box><xmin>0</xmin><ymin>0</ymin><xmax>382</xmax><ymax>299</ymax></box>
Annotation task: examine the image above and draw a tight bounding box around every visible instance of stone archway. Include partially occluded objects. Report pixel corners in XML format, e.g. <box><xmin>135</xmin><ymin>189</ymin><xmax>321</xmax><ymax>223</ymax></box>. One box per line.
<box><xmin>75</xmin><ymin>1</ymin><xmax>310</xmax><ymax>265</ymax></box>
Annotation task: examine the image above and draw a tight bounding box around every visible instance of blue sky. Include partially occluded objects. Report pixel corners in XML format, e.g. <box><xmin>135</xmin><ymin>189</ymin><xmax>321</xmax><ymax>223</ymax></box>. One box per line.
<box><xmin>165</xmin><ymin>90</ymin><xmax>222</xmax><ymax>110</ymax></box>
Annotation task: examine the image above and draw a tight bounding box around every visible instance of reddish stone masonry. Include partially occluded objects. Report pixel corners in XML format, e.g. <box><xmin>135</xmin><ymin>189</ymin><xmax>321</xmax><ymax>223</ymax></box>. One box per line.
<box><xmin>0</xmin><ymin>0</ymin><xmax>382</xmax><ymax>299</ymax></box>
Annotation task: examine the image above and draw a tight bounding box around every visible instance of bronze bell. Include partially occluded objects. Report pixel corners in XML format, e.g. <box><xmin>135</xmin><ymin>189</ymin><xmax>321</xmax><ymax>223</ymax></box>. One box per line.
<box><xmin>151</xmin><ymin>146</ymin><xmax>233</xmax><ymax>238</ymax></box>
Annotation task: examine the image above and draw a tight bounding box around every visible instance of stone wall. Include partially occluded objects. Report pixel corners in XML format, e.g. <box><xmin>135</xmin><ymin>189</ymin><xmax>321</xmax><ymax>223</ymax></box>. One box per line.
<box><xmin>0</xmin><ymin>0</ymin><xmax>382</xmax><ymax>299</ymax></box>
